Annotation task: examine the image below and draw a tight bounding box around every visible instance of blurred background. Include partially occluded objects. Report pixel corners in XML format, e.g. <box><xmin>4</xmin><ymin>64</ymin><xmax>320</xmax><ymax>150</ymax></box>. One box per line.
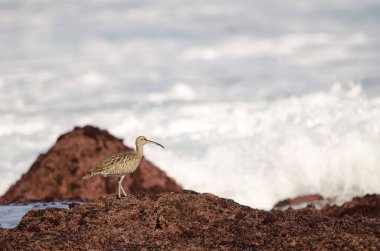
<box><xmin>1</xmin><ymin>0</ymin><xmax>380</xmax><ymax>209</ymax></box>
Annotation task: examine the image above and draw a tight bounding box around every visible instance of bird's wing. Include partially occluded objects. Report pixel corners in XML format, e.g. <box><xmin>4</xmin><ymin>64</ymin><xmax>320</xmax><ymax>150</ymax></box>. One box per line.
<box><xmin>89</xmin><ymin>152</ymin><xmax>135</xmax><ymax>174</ymax></box>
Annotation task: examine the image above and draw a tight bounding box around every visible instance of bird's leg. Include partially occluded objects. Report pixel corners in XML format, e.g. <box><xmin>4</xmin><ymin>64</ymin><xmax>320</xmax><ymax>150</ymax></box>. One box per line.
<box><xmin>117</xmin><ymin>176</ymin><xmax>127</xmax><ymax>198</ymax></box>
<box><xmin>117</xmin><ymin>176</ymin><xmax>122</xmax><ymax>198</ymax></box>
<box><xmin>121</xmin><ymin>186</ymin><xmax>127</xmax><ymax>197</ymax></box>
<box><xmin>119</xmin><ymin>175</ymin><xmax>127</xmax><ymax>197</ymax></box>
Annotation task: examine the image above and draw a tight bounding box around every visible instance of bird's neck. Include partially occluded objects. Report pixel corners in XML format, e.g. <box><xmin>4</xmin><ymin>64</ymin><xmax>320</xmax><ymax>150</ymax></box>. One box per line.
<box><xmin>135</xmin><ymin>143</ymin><xmax>144</xmax><ymax>157</ymax></box>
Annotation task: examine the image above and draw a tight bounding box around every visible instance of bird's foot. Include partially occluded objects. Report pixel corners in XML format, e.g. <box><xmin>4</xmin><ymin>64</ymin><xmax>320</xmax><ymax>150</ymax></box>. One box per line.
<box><xmin>117</xmin><ymin>194</ymin><xmax>127</xmax><ymax>199</ymax></box>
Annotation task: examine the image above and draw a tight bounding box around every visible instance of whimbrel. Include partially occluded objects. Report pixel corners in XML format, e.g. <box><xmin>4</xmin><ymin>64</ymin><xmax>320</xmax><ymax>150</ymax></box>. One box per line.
<box><xmin>83</xmin><ymin>136</ymin><xmax>164</xmax><ymax>198</ymax></box>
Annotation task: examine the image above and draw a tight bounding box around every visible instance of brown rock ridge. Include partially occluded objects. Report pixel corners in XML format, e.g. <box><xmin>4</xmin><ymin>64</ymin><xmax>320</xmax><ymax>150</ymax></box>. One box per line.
<box><xmin>274</xmin><ymin>194</ymin><xmax>324</xmax><ymax>209</ymax></box>
<box><xmin>1</xmin><ymin>191</ymin><xmax>380</xmax><ymax>250</ymax></box>
<box><xmin>1</xmin><ymin>126</ymin><xmax>181</xmax><ymax>202</ymax></box>
<box><xmin>274</xmin><ymin>193</ymin><xmax>380</xmax><ymax>219</ymax></box>
<box><xmin>320</xmin><ymin>194</ymin><xmax>380</xmax><ymax>218</ymax></box>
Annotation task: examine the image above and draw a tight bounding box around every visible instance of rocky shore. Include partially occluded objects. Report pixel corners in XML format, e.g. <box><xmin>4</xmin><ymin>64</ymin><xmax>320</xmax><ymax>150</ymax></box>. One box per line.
<box><xmin>1</xmin><ymin>191</ymin><xmax>380</xmax><ymax>250</ymax></box>
<box><xmin>1</xmin><ymin>126</ymin><xmax>380</xmax><ymax>250</ymax></box>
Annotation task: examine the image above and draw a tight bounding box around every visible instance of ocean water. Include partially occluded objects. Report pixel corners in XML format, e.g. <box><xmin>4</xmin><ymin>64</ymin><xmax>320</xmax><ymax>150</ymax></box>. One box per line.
<box><xmin>0</xmin><ymin>202</ymin><xmax>71</xmax><ymax>228</ymax></box>
<box><xmin>1</xmin><ymin>0</ymin><xmax>380</xmax><ymax>209</ymax></box>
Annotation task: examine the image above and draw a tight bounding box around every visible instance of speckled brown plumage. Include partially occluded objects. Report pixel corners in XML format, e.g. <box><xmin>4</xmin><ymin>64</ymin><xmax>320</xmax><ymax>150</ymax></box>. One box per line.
<box><xmin>83</xmin><ymin>136</ymin><xmax>164</xmax><ymax>197</ymax></box>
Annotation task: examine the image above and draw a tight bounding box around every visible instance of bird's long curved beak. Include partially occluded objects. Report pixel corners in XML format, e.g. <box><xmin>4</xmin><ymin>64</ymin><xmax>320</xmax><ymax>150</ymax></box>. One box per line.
<box><xmin>148</xmin><ymin>140</ymin><xmax>164</xmax><ymax>149</ymax></box>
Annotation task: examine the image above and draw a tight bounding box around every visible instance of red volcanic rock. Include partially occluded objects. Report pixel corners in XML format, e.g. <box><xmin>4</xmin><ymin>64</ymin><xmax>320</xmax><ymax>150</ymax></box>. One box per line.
<box><xmin>274</xmin><ymin>194</ymin><xmax>380</xmax><ymax>219</ymax></box>
<box><xmin>1</xmin><ymin>191</ymin><xmax>380</xmax><ymax>250</ymax></box>
<box><xmin>1</xmin><ymin>126</ymin><xmax>181</xmax><ymax>202</ymax></box>
<box><xmin>321</xmin><ymin>194</ymin><xmax>380</xmax><ymax>218</ymax></box>
<box><xmin>274</xmin><ymin>194</ymin><xmax>324</xmax><ymax>209</ymax></box>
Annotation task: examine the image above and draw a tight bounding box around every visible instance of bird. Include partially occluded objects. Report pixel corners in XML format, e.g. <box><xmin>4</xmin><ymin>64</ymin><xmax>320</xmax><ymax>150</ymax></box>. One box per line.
<box><xmin>83</xmin><ymin>136</ymin><xmax>164</xmax><ymax>198</ymax></box>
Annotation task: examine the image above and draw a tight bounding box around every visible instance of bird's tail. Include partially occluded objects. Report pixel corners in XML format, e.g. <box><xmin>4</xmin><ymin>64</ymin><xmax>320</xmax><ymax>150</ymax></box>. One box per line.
<box><xmin>82</xmin><ymin>172</ymin><xmax>98</xmax><ymax>180</ymax></box>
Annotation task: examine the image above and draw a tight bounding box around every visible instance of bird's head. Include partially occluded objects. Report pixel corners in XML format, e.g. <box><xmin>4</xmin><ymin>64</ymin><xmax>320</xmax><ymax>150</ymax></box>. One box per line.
<box><xmin>136</xmin><ymin>136</ymin><xmax>164</xmax><ymax>148</ymax></box>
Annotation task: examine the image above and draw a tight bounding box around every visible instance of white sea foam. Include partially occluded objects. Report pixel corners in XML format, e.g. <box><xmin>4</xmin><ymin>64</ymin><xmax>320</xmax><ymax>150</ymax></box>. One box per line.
<box><xmin>1</xmin><ymin>84</ymin><xmax>380</xmax><ymax>209</ymax></box>
<box><xmin>144</xmin><ymin>84</ymin><xmax>380</xmax><ymax>209</ymax></box>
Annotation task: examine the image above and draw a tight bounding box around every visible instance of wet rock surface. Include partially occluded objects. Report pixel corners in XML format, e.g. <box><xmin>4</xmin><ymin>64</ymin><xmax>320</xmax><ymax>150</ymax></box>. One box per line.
<box><xmin>1</xmin><ymin>126</ymin><xmax>181</xmax><ymax>202</ymax></box>
<box><xmin>1</xmin><ymin>191</ymin><xmax>380</xmax><ymax>250</ymax></box>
